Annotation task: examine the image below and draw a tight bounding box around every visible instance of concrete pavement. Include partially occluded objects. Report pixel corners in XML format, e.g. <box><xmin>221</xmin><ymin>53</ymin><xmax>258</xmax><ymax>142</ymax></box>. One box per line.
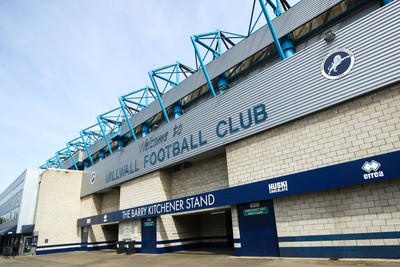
<box><xmin>1</xmin><ymin>249</ymin><xmax>399</xmax><ymax>267</ymax></box>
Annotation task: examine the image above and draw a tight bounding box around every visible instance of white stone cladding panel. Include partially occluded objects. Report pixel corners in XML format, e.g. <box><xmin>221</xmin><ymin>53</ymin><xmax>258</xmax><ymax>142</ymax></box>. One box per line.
<box><xmin>274</xmin><ymin>179</ymin><xmax>400</xmax><ymax>240</ymax></box>
<box><xmin>227</xmin><ymin>84</ymin><xmax>400</xmax><ymax>187</ymax></box>
<box><xmin>101</xmin><ymin>190</ymin><xmax>120</xmax><ymax>214</ymax></box>
<box><xmin>34</xmin><ymin>170</ymin><xmax>83</xmax><ymax>246</ymax></box>
<box><xmin>80</xmin><ymin>194</ymin><xmax>101</xmax><ymax>217</ymax></box>
<box><xmin>158</xmin><ymin>215</ymin><xmax>176</xmax><ymax>242</ymax></box>
<box><xmin>119</xmin><ymin>171</ymin><xmax>170</xmax><ymax>210</ymax></box>
<box><xmin>170</xmin><ymin>154</ymin><xmax>229</xmax><ymax>199</ymax></box>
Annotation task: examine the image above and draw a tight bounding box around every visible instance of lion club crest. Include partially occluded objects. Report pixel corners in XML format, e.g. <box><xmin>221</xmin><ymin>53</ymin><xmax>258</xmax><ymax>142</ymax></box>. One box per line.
<box><xmin>321</xmin><ymin>48</ymin><xmax>355</xmax><ymax>80</ymax></box>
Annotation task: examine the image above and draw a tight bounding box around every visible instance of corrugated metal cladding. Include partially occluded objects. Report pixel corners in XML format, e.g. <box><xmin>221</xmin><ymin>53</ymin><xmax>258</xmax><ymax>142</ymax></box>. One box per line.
<box><xmin>294</xmin><ymin>1</ymin><xmax>380</xmax><ymax>53</ymax></box>
<box><xmin>81</xmin><ymin>2</ymin><xmax>400</xmax><ymax>196</ymax></box>
<box><xmin>65</xmin><ymin>0</ymin><xmax>347</xmax><ymax>164</ymax></box>
<box><xmin>205</xmin><ymin>0</ymin><xmax>344</xmax><ymax>81</ymax></box>
<box><xmin>117</xmin><ymin>0</ymin><xmax>345</xmax><ymax>136</ymax></box>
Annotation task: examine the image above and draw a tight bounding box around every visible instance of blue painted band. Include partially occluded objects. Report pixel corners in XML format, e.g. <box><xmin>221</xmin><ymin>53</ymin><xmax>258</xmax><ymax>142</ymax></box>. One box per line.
<box><xmin>279</xmin><ymin>231</ymin><xmax>400</xmax><ymax>242</ymax></box>
<box><xmin>37</xmin><ymin>240</ymin><xmax>116</xmax><ymax>249</ymax></box>
<box><xmin>36</xmin><ymin>247</ymin><xmax>81</xmax><ymax>255</ymax></box>
<box><xmin>36</xmin><ymin>244</ymin><xmax>113</xmax><ymax>255</ymax></box>
<box><xmin>78</xmin><ymin>150</ymin><xmax>400</xmax><ymax>227</ymax></box>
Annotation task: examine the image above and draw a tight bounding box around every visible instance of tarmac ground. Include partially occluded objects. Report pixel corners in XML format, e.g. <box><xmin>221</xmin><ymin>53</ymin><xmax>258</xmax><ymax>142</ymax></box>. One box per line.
<box><xmin>1</xmin><ymin>248</ymin><xmax>399</xmax><ymax>267</ymax></box>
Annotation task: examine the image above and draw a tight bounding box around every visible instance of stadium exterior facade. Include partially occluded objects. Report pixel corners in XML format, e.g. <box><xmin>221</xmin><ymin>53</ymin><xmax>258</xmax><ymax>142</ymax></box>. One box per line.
<box><xmin>1</xmin><ymin>0</ymin><xmax>399</xmax><ymax>259</ymax></box>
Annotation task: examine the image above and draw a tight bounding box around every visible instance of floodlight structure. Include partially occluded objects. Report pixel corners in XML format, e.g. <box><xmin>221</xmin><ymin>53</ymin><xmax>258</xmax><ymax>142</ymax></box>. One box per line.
<box><xmin>66</xmin><ymin>137</ymin><xmax>86</xmax><ymax>170</ymax></box>
<box><xmin>149</xmin><ymin>62</ymin><xmax>195</xmax><ymax>119</ymax></box>
<box><xmin>80</xmin><ymin>123</ymin><xmax>104</xmax><ymax>166</ymax></box>
<box><xmin>119</xmin><ymin>86</ymin><xmax>166</xmax><ymax>140</ymax></box>
<box><xmin>191</xmin><ymin>30</ymin><xmax>246</xmax><ymax>97</ymax></box>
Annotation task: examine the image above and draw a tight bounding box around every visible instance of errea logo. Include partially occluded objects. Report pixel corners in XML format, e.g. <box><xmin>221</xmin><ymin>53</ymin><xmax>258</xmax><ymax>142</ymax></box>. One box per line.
<box><xmin>362</xmin><ymin>160</ymin><xmax>384</xmax><ymax>179</ymax></box>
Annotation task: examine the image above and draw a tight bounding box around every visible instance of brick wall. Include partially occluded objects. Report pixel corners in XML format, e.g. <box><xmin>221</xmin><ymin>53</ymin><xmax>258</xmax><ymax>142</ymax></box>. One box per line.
<box><xmin>276</xmin><ymin>179</ymin><xmax>400</xmax><ymax>248</ymax></box>
<box><xmin>226</xmin><ymin>83</ymin><xmax>400</xmax><ymax>256</ymax></box>
<box><xmin>35</xmin><ymin>170</ymin><xmax>82</xmax><ymax>248</ymax></box>
<box><xmin>170</xmin><ymin>154</ymin><xmax>228</xmax><ymax>199</ymax></box>
<box><xmin>226</xmin><ymin>83</ymin><xmax>400</xmax><ymax>187</ymax></box>
<box><xmin>101</xmin><ymin>189</ymin><xmax>120</xmax><ymax>214</ymax></box>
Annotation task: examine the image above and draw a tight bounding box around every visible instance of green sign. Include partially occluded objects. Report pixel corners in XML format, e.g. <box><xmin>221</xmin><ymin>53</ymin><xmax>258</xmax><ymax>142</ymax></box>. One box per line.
<box><xmin>144</xmin><ymin>221</ymin><xmax>155</xmax><ymax>227</ymax></box>
<box><xmin>243</xmin><ymin>207</ymin><xmax>268</xmax><ymax>216</ymax></box>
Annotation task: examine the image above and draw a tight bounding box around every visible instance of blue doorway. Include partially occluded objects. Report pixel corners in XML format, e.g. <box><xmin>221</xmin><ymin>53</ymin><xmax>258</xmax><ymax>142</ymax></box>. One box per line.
<box><xmin>237</xmin><ymin>199</ymin><xmax>279</xmax><ymax>256</ymax></box>
<box><xmin>141</xmin><ymin>217</ymin><xmax>157</xmax><ymax>253</ymax></box>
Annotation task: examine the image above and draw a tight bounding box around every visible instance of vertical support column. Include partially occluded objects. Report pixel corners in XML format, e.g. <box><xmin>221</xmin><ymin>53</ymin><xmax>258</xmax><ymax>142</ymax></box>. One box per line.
<box><xmin>173</xmin><ymin>101</ymin><xmax>183</xmax><ymax>118</ymax></box>
<box><xmin>280</xmin><ymin>36</ymin><xmax>295</xmax><ymax>58</ymax></box>
<box><xmin>80</xmin><ymin>131</ymin><xmax>94</xmax><ymax>166</ymax></box>
<box><xmin>142</xmin><ymin>122</ymin><xmax>150</xmax><ymax>137</ymax></box>
<box><xmin>191</xmin><ymin>36</ymin><xmax>217</xmax><ymax>97</ymax></box>
<box><xmin>258</xmin><ymin>0</ymin><xmax>286</xmax><ymax>60</ymax></box>
<box><xmin>55</xmin><ymin>153</ymin><xmax>63</xmax><ymax>169</ymax></box>
<box><xmin>118</xmin><ymin>139</ymin><xmax>125</xmax><ymax>150</ymax></box>
<box><xmin>148</xmin><ymin>74</ymin><xmax>171</xmax><ymax>123</ymax></box>
<box><xmin>66</xmin><ymin>144</ymin><xmax>78</xmax><ymax>170</ymax></box>
<box><xmin>99</xmin><ymin>149</ymin><xmax>105</xmax><ymax>161</ymax></box>
<box><xmin>217</xmin><ymin>74</ymin><xmax>229</xmax><ymax>94</ymax></box>
<box><xmin>118</xmin><ymin>96</ymin><xmax>138</xmax><ymax>142</ymax></box>
<box><xmin>97</xmin><ymin>116</ymin><xmax>113</xmax><ymax>156</ymax></box>
<box><xmin>84</xmin><ymin>160</ymin><xmax>90</xmax><ymax>170</ymax></box>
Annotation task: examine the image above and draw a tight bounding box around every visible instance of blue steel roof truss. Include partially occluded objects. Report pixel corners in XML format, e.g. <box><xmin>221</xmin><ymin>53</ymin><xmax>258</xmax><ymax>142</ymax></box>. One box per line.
<box><xmin>80</xmin><ymin>124</ymin><xmax>104</xmax><ymax>166</ymax></box>
<box><xmin>66</xmin><ymin>137</ymin><xmax>85</xmax><ymax>170</ymax></box>
<box><xmin>191</xmin><ymin>30</ymin><xmax>246</xmax><ymax>97</ymax></box>
<box><xmin>39</xmin><ymin>1</ymin><xmax>362</xmax><ymax>170</ymax></box>
<box><xmin>97</xmin><ymin>107</ymin><xmax>126</xmax><ymax>155</ymax></box>
<box><xmin>119</xmin><ymin>86</ymin><xmax>161</xmax><ymax>140</ymax></box>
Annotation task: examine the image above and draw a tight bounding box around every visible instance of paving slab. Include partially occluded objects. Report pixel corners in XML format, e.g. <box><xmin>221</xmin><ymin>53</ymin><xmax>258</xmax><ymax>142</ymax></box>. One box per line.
<box><xmin>1</xmin><ymin>250</ymin><xmax>399</xmax><ymax>267</ymax></box>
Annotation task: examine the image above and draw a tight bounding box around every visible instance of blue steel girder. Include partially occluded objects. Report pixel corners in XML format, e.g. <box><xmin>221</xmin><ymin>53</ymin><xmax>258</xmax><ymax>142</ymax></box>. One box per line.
<box><xmin>258</xmin><ymin>0</ymin><xmax>286</xmax><ymax>60</ymax></box>
<box><xmin>97</xmin><ymin>107</ymin><xmax>126</xmax><ymax>155</ymax></box>
<box><xmin>191</xmin><ymin>30</ymin><xmax>246</xmax><ymax>97</ymax></box>
<box><xmin>80</xmin><ymin>123</ymin><xmax>104</xmax><ymax>165</ymax></box>
<box><xmin>149</xmin><ymin>62</ymin><xmax>195</xmax><ymax>95</ymax></box>
<box><xmin>67</xmin><ymin>136</ymin><xmax>85</xmax><ymax>170</ymax></box>
<box><xmin>46</xmin><ymin>155</ymin><xmax>60</xmax><ymax>169</ymax></box>
<box><xmin>249</xmin><ymin>0</ymin><xmax>292</xmax><ymax>35</ymax></box>
<box><xmin>119</xmin><ymin>86</ymin><xmax>168</xmax><ymax>139</ymax></box>
<box><xmin>39</xmin><ymin>163</ymin><xmax>48</xmax><ymax>169</ymax></box>
<box><xmin>55</xmin><ymin>147</ymin><xmax>72</xmax><ymax>169</ymax></box>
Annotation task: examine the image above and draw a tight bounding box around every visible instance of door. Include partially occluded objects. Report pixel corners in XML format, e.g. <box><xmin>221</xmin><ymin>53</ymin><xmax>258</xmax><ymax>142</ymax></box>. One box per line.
<box><xmin>141</xmin><ymin>217</ymin><xmax>157</xmax><ymax>253</ymax></box>
<box><xmin>81</xmin><ymin>227</ymin><xmax>89</xmax><ymax>249</ymax></box>
<box><xmin>23</xmin><ymin>237</ymin><xmax>32</xmax><ymax>254</ymax></box>
<box><xmin>237</xmin><ymin>199</ymin><xmax>279</xmax><ymax>256</ymax></box>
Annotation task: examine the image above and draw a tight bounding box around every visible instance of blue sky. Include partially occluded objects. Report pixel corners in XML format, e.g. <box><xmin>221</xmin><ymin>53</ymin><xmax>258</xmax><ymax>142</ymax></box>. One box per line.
<box><xmin>0</xmin><ymin>0</ymin><xmax>299</xmax><ymax>190</ymax></box>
